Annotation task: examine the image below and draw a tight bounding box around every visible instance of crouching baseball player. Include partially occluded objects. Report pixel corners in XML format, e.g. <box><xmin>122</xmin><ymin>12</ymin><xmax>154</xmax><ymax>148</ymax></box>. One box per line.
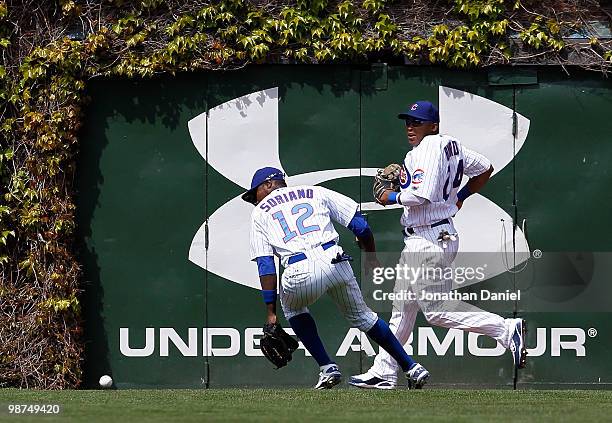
<box><xmin>243</xmin><ymin>167</ymin><xmax>429</xmax><ymax>389</ymax></box>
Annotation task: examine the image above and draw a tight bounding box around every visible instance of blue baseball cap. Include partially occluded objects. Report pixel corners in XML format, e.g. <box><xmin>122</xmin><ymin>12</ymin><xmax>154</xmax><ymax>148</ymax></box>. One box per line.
<box><xmin>242</xmin><ymin>166</ymin><xmax>285</xmax><ymax>204</ymax></box>
<box><xmin>397</xmin><ymin>100</ymin><xmax>439</xmax><ymax>123</ymax></box>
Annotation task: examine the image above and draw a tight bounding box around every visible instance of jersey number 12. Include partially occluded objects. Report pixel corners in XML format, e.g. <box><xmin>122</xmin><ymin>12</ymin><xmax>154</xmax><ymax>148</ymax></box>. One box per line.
<box><xmin>272</xmin><ymin>203</ymin><xmax>320</xmax><ymax>243</ymax></box>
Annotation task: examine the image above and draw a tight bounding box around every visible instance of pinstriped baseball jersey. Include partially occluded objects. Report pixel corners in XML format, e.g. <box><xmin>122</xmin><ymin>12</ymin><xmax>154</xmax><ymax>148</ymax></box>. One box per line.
<box><xmin>249</xmin><ymin>185</ymin><xmax>358</xmax><ymax>266</ymax></box>
<box><xmin>249</xmin><ymin>184</ymin><xmax>378</xmax><ymax>332</ymax></box>
<box><xmin>399</xmin><ymin>134</ymin><xmax>491</xmax><ymax>227</ymax></box>
<box><xmin>363</xmin><ymin>135</ymin><xmax>509</xmax><ymax>383</ymax></box>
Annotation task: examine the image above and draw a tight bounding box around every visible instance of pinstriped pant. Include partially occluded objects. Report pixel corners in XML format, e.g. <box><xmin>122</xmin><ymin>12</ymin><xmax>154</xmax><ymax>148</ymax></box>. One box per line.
<box><xmin>368</xmin><ymin>221</ymin><xmax>512</xmax><ymax>383</ymax></box>
<box><xmin>280</xmin><ymin>245</ymin><xmax>378</xmax><ymax>332</ymax></box>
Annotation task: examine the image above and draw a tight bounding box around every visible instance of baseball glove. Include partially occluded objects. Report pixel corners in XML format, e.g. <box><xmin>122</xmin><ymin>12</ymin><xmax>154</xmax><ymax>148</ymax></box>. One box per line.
<box><xmin>261</xmin><ymin>322</ymin><xmax>299</xmax><ymax>369</ymax></box>
<box><xmin>373</xmin><ymin>163</ymin><xmax>402</xmax><ymax>204</ymax></box>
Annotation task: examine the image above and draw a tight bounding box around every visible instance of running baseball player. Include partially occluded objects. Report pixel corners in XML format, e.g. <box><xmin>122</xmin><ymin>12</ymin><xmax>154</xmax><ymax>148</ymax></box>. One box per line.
<box><xmin>350</xmin><ymin>100</ymin><xmax>527</xmax><ymax>389</ymax></box>
<box><xmin>244</xmin><ymin>166</ymin><xmax>429</xmax><ymax>389</ymax></box>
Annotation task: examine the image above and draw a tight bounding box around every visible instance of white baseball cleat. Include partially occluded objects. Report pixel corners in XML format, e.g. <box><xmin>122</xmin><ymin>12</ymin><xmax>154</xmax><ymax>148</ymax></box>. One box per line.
<box><xmin>314</xmin><ymin>364</ymin><xmax>342</xmax><ymax>390</ymax></box>
<box><xmin>406</xmin><ymin>363</ymin><xmax>430</xmax><ymax>389</ymax></box>
<box><xmin>348</xmin><ymin>372</ymin><xmax>396</xmax><ymax>390</ymax></box>
<box><xmin>509</xmin><ymin>318</ymin><xmax>527</xmax><ymax>369</ymax></box>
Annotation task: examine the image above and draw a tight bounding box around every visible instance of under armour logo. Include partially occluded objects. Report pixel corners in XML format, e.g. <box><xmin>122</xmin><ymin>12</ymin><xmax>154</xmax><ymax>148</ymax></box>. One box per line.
<box><xmin>187</xmin><ymin>86</ymin><xmax>531</xmax><ymax>290</ymax></box>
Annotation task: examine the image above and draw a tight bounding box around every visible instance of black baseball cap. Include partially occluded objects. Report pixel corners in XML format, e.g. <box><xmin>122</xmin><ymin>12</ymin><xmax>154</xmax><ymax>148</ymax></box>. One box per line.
<box><xmin>241</xmin><ymin>167</ymin><xmax>285</xmax><ymax>205</ymax></box>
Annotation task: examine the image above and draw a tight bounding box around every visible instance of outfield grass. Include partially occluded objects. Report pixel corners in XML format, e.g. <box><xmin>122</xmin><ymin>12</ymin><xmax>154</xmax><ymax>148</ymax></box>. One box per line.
<box><xmin>1</xmin><ymin>388</ymin><xmax>611</xmax><ymax>422</ymax></box>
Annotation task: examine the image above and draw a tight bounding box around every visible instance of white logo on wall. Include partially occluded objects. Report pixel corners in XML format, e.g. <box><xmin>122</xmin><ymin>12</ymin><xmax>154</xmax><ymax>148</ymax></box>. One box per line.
<box><xmin>119</xmin><ymin>326</ymin><xmax>588</xmax><ymax>358</ymax></box>
<box><xmin>187</xmin><ymin>86</ymin><xmax>531</xmax><ymax>289</ymax></box>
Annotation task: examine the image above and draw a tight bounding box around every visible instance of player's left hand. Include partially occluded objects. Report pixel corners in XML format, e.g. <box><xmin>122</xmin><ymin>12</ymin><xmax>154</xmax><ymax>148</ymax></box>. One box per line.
<box><xmin>261</xmin><ymin>322</ymin><xmax>299</xmax><ymax>369</ymax></box>
<box><xmin>373</xmin><ymin>164</ymin><xmax>401</xmax><ymax>204</ymax></box>
<box><xmin>266</xmin><ymin>313</ymin><xmax>277</xmax><ymax>325</ymax></box>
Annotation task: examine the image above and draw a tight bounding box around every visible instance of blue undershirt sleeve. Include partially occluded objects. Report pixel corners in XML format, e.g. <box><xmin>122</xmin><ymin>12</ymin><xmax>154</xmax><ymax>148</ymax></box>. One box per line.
<box><xmin>255</xmin><ymin>256</ymin><xmax>276</xmax><ymax>276</ymax></box>
<box><xmin>347</xmin><ymin>211</ymin><xmax>372</xmax><ymax>238</ymax></box>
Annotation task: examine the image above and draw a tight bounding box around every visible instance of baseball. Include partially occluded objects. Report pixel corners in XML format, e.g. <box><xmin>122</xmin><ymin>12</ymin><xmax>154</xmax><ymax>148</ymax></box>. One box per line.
<box><xmin>99</xmin><ymin>375</ymin><xmax>113</xmax><ymax>389</ymax></box>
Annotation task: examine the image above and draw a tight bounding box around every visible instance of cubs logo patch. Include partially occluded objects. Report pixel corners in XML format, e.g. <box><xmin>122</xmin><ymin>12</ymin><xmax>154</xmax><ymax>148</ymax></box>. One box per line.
<box><xmin>411</xmin><ymin>103</ymin><xmax>418</xmax><ymax>111</ymax></box>
<box><xmin>399</xmin><ymin>166</ymin><xmax>409</xmax><ymax>189</ymax></box>
<box><xmin>412</xmin><ymin>169</ymin><xmax>425</xmax><ymax>184</ymax></box>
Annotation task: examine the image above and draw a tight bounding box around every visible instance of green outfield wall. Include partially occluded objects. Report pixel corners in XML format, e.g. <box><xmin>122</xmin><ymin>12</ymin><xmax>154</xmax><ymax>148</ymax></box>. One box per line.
<box><xmin>77</xmin><ymin>66</ymin><xmax>612</xmax><ymax>389</ymax></box>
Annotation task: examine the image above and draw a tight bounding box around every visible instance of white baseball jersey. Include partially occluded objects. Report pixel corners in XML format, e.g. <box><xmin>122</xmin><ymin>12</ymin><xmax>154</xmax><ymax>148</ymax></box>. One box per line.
<box><xmin>398</xmin><ymin>134</ymin><xmax>491</xmax><ymax>228</ymax></box>
<box><xmin>364</xmin><ymin>134</ymin><xmax>511</xmax><ymax>383</ymax></box>
<box><xmin>249</xmin><ymin>185</ymin><xmax>377</xmax><ymax>332</ymax></box>
<box><xmin>249</xmin><ymin>185</ymin><xmax>358</xmax><ymax>266</ymax></box>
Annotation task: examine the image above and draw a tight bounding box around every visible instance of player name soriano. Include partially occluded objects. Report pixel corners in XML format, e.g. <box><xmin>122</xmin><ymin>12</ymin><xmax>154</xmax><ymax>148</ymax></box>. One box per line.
<box><xmin>372</xmin><ymin>289</ymin><xmax>522</xmax><ymax>302</ymax></box>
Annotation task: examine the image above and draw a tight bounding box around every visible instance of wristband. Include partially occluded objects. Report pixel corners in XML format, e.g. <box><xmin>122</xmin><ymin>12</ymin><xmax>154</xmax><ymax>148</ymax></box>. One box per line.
<box><xmin>457</xmin><ymin>186</ymin><xmax>473</xmax><ymax>202</ymax></box>
<box><xmin>387</xmin><ymin>192</ymin><xmax>399</xmax><ymax>204</ymax></box>
<box><xmin>262</xmin><ymin>289</ymin><xmax>277</xmax><ymax>304</ymax></box>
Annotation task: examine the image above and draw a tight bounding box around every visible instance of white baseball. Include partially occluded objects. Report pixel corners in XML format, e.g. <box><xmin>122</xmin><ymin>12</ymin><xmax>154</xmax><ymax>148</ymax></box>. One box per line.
<box><xmin>99</xmin><ymin>375</ymin><xmax>113</xmax><ymax>389</ymax></box>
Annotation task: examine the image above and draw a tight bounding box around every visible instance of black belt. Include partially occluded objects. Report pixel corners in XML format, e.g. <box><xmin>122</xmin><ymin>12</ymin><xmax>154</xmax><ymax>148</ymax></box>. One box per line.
<box><xmin>403</xmin><ymin>218</ymin><xmax>450</xmax><ymax>236</ymax></box>
<box><xmin>287</xmin><ymin>241</ymin><xmax>336</xmax><ymax>265</ymax></box>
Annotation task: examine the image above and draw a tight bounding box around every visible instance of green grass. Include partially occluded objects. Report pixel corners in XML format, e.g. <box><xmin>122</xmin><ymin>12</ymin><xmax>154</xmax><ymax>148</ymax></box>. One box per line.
<box><xmin>1</xmin><ymin>388</ymin><xmax>612</xmax><ymax>422</ymax></box>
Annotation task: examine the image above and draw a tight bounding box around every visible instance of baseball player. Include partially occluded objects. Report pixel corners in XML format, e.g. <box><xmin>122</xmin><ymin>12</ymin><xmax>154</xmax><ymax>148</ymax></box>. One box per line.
<box><xmin>349</xmin><ymin>100</ymin><xmax>527</xmax><ymax>389</ymax></box>
<box><xmin>243</xmin><ymin>166</ymin><xmax>430</xmax><ymax>389</ymax></box>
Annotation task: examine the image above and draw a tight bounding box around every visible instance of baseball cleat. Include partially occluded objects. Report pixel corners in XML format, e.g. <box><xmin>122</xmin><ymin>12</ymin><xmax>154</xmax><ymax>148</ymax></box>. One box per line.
<box><xmin>509</xmin><ymin>318</ymin><xmax>527</xmax><ymax>369</ymax></box>
<box><xmin>348</xmin><ymin>372</ymin><xmax>396</xmax><ymax>390</ymax></box>
<box><xmin>314</xmin><ymin>364</ymin><xmax>342</xmax><ymax>390</ymax></box>
<box><xmin>406</xmin><ymin>363</ymin><xmax>430</xmax><ymax>389</ymax></box>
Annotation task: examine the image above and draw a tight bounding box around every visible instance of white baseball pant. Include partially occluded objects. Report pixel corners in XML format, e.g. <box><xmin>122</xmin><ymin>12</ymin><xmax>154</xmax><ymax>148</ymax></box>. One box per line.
<box><xmin>368</xmin><ymin>221</ymin><xmax>514</xmax><ymax>383</ymax></box>
<box><xmin>280</xmin><ymin>244</ymin><xmax>378</xmax><ymax>332</ymax></box>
